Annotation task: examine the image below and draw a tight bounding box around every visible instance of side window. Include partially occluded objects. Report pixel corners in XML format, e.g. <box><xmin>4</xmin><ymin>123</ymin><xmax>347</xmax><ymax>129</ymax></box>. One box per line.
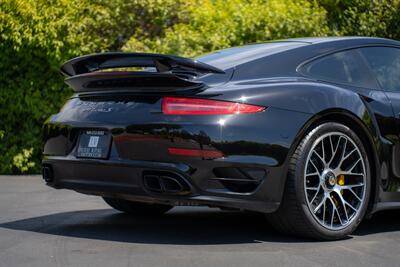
<box><xmin>359</xmin><ymin>47</ymin><xmax>400</xmax><ymax>92</ymax></box>
<box><xmin>301</xmin><ymin>49</ymin><xmax>374</xmax><ymax>88</ymax></box>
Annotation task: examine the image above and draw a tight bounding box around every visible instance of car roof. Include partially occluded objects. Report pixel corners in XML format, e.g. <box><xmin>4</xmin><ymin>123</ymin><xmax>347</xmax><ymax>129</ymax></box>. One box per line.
<box><xmin>197</xmin><ymin>41</ymin><xmax>307</xmax><ymax>70</ymax></box>
<box><xmin>288</xmin><ymin>36</ymin><xmax>400</xmax><ymax>45</ymax></box>
<box><xmin>197</xmin><ymin>37</ymin><xmax>400</xmax><ymax>71</ymax></box>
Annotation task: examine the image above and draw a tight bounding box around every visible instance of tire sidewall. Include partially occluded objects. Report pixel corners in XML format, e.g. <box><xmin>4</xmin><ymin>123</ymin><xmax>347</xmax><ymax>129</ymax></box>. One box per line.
<box><xmin>294</xmin><ymin>122</ymin><xmax>371</xmax><ymax>239</ymax></box>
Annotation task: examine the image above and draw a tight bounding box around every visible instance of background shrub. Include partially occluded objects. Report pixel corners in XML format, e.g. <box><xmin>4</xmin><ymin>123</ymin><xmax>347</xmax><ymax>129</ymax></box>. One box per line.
<box><xmin>0</xmin><ymin>0</ymin><xmax>399</xmax><ymax>174</ymax></box>
<box><xmin>317</xmin><ymin>0</ymin><xmax>400</xmax><ymax>38</ymax></box>
<box><xmin>123</xmin><ymin>0</ymin><xmax>329</xmax><ymax>57</ymax></box>
<box><xmin>0</xmin><ymin>0</ymin><xmax>175</xmax><ymax>173</ymax></box>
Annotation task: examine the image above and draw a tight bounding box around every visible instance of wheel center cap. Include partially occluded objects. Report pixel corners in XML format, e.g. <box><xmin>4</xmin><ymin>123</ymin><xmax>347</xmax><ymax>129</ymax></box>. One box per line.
<box><xmin>324</xmin><ymin>171</ymin><xmax>336</xmax><ymax>187</ymax></box>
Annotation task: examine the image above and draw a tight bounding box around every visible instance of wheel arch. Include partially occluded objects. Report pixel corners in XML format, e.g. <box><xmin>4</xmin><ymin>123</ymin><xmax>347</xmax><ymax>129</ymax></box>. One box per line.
<box><xmin>287</xmin><ymin>108</ymin><xmax>381</xmax><ymax>216</ymax></box>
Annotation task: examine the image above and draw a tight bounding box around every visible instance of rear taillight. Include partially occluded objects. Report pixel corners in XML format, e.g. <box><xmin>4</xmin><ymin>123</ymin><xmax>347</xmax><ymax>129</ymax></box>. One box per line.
<box><xmin>162</xmin><ymin>97</ymin><xmax>265</xmax><ymax>115</ymax></box>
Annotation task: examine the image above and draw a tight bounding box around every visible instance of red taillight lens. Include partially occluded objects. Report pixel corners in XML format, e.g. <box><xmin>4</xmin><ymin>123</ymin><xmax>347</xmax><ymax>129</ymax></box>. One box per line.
<box><xmin>162</xmin><ymin>97</ymin><xmax>265</xmax><ymax>115</ymax></box>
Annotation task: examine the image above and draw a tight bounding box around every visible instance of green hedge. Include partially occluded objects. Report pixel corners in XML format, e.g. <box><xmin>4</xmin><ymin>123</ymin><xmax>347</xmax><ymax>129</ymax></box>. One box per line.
<box><xmin>123</xmin><ymin>0</ymin><xmax>329</xmax><ymax>56</ymax></box>
<box><xmin>317</xmin><ymin>0</ymin><xmax>400</xmax><ymax>37</ymax></box>
<box><xmin>0</xmin><ymin>0</ymin><xmax>140</xmax><ymax>173</ymax></box>
<box><xmin>0</xmin><ymin>0</ymin><xmax>399</xmax><ymax>174</ymax></box>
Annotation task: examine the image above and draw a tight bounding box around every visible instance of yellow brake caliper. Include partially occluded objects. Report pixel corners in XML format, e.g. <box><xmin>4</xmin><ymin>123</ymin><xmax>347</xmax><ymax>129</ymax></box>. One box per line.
<box><xmin>338</xmin><ymin>174</ymin><xmax>345</xmax><ymax>195</ymax></box>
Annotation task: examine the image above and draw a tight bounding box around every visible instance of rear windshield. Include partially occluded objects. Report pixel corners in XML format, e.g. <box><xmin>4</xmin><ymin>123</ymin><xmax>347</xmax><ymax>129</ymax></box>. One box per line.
<box><xmin>196</xmin><ymin>42</ymin><xmax>307</xmax><ymax>70</ymax></box>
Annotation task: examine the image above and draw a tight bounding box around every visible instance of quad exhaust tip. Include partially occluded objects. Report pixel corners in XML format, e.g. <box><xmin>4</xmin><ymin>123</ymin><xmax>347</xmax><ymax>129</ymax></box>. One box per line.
<box><xmin>143</xmin><ymin>172</ymin><xmax>191</xmax><ymax>195</ymax></box>
<box><xmin>42</xmin><ymin>164</ymin><xmax>54</xmax><ymax>183</ymax></box>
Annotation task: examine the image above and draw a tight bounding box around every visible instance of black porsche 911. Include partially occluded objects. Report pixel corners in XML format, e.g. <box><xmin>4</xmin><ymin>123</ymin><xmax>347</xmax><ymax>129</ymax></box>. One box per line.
<box><xmin>42</xmin><ymin>37</ymin><xmax>400</xmax><ymax>240</ymax></box>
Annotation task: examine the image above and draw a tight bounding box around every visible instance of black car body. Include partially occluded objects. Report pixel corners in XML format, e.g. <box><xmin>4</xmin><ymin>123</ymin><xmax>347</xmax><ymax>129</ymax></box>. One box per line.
<box><xmin>43</xmin><ymin>37</ymin><xmax>400</xmax><ymax>239</ymax></box>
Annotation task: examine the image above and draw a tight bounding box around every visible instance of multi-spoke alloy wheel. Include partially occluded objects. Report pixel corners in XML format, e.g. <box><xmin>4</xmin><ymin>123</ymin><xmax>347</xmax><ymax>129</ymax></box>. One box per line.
<box><xmin>267</xmin><ymin>122</ymin><xmax>370</xmax><ymax>240</ymax></box>
<box><xmin>304</xmin><ymin>132</ymin><xmax>366</xmax><ymax>230</ymax></box>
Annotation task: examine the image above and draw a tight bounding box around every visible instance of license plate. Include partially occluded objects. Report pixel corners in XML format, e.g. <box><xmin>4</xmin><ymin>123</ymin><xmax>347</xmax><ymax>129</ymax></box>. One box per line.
<box><xmin>77</xmin><ymin>130</ymin><xmax>111</xmax><ymax>159</ymax></box>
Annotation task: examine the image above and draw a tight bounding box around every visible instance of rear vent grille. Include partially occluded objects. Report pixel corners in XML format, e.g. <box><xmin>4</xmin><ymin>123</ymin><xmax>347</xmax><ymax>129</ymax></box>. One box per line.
<box><xmin>143</xmin><ymin>171</ymin><xmax>191</xmax><ymax>195</ymax></box>
<box><xmin>210</xmin><ymin>167</ymin><xmax>266</xmax><ymax>193</ymax></box>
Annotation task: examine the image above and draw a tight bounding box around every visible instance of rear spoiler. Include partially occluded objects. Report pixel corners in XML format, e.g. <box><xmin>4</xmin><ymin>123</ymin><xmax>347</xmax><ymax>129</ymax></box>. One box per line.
<box><xmin>61</xmin><ymin>52</ymin><xmax>225</xmax><ymax>93</ymax></box>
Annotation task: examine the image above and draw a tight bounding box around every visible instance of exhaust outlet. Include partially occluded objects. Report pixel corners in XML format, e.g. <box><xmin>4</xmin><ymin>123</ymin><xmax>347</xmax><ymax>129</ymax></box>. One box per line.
<box><xmin>42</xmin><ymin>164</ymin><xmax>54</xmax><ymax>183</ymax></box>
<box><xmin>143</xmin><ymin>171</ymin><xmax>191</xmax><ymax>195</ymax></box>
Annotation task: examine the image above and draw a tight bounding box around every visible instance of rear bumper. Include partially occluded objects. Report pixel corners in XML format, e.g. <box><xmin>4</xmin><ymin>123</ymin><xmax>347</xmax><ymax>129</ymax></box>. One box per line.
<box><xmin>42</xmin><ymin>155</ymin><xmax>285</xmax><ymax>213</ymax></box>
<box><xmin>42</xmin><ymin>105</ymin><xmax>313</xmax><ymax>212</ymax></box>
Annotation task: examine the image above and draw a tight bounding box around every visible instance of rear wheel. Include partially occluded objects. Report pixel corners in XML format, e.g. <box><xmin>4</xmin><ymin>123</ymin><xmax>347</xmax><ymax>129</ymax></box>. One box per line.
<box><xmin>267</xmin><ymin>122</ymin><xmax>371</xmax><ymax>240</ymax></box>
<box><xmin>103</xmin><ymin>197</ymin><xmax>173</xmax><ymax>215</ymax></box>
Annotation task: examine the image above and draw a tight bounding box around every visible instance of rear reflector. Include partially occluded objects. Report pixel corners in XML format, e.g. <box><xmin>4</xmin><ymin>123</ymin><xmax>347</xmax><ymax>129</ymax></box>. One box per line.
<box><xmin>168</xmin><ymin>148</ymin><xmax>224</xmax><ymax>158</ymax></box>
<box><xmin>162</xmin><ymin>97</ymin><xmax>265</xmax><ymax>115</ymax></box>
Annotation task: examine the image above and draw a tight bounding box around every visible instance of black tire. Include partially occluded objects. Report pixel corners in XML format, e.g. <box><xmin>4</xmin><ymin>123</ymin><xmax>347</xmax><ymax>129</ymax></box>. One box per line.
<box><xmin>267</xmin><ymin>122</ymin><xmax>371</xmax><ymax>240</ymax></box>
<box><xmin>103</xmin><ymin>197</ymin><xmax>173</xmax><ymax>215</ymax></box>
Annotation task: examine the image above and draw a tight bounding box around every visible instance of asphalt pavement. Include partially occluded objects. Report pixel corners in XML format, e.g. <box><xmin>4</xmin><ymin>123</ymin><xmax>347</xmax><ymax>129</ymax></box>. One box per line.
<box><xmin>0</xmin><ymin>175</ymin><xmax>399</xmax><ymax>267</ymax></box>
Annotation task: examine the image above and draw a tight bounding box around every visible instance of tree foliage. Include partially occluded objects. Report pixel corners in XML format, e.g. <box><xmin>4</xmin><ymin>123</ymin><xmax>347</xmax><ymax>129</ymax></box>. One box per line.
<box><xmin>318</xmin><ymin>0</ymin><xmax>400</xmax><ymax>37</ymax></box>
<box><xmin>0</xmin><ymin>0</ymin><xmax>399</xmax><ymax>173</ymax></box>
<box><xmin>123</xmin><ymin>0</ymin><xmax>329</xmax><ymax>57</ymax></box>
<box><xmin>0</xmin><ymin>0</ymin><xmax>139</xmax><ymax>173</ymax></box>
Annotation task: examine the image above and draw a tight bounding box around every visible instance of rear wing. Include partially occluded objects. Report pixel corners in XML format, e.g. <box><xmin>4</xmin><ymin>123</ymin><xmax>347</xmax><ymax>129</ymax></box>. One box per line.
<box><xmin>61</xmin><ymin>52</ymin><xmax>225</xmax><ymax>93</ymax></box>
